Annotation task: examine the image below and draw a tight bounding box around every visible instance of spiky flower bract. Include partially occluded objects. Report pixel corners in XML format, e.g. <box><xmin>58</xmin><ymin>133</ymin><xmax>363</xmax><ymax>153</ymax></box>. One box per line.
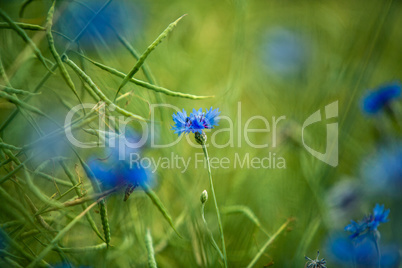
<box><xmin>305</xmin><ymin>251</ymin><xmax>327</xmax><ymax>268</ymax></box>
<box><xmin>171</xmin><ymin>107</ymin><xmax>220</xmax><ymax>135</ymax></box>
<box><xmin>361</xmin><ymin>81</ymin><xmax>401</xmax><ymax>115</ymax></box>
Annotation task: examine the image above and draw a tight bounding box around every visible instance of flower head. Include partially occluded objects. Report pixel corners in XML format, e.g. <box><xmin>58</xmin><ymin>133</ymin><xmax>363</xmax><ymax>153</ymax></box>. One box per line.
<box><xmin>370</xmin><ymin>204</ymin><xmax>390</xmax><ymax>230</ymax></box>
<box><xmin>326</xmin><ymin>233</ymin><xmax>400</xmax><ymax>268</ymax></box>
<box><xmin>326</xmin><ymin>179</ymin><xmax>362</xmax><ymax>227</ymax></box>
<box><xmin>305</xmin><ymin>251</ymin><xmax>327</xmax><ymax>268</ymax></box>
<box><xmin>362</xmin><ymin>145</ymin><xmax>402</xmax><ymax>197</ymax></box>
<box><xmin>361</xmin><ymin>82</ymin><xmax>401</xmax><ymax>115</ymax></box>
<box><xmin>345</xmin><ymin>204</ymin><xmax>389</xmax><ymax>240</ymax></box>
<box><xmin>56</xmin><ymin>1</ymin><xmax>145</xmax><ymax>48</ymax></box>
<box><xmin>106</xmin><ymin>127</ymin><xmax>143</xmax><ymax>160</ymax></box>
<box><xmin>87</xmin><ymin>128</ymin><xmax>153</xmax><ymax>191</ymax></box>
<box><xmin>171</xmin><ymin>107</ymin><xmax>220</xmax><ymax>135</ymax></box>
<box><xmin>88</xmin><ymin>156</ymin><xmax>150</xmax><ymax>190</ymax></box>
<box><xmin>261</xmin><ymin>27</ymin><xmax>309</xmax><ymax>78</ymax></box>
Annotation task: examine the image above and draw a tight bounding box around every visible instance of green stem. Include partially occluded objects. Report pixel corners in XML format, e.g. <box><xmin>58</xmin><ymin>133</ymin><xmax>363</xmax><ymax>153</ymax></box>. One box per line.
<box><xmin>201</xmin><ymin>203</ymin><xmax>224</xmax><ymax>261</ymax></box>
<box><xmin>145</xmin><ymin>229</ymin><xmax>157</xmax><ymax>268</ymax></box>
<box><xmin>246</xmin><ymin>219</ymin><xmax>291</xmax><ymax>268</ymax></box>
<box><xmin>56</xmin><ymin>243</ymin><xmax>107</xmax><ymax>253</ymax></box>
<box><xmin>26</xmin><ymin>200</ymin><xmax>100</xmax><ymax>268</ymax></box>
<box><xmin>201</xmin><ymin>144</ymin><xmax>227</xmax><ymax>268</ymax></box>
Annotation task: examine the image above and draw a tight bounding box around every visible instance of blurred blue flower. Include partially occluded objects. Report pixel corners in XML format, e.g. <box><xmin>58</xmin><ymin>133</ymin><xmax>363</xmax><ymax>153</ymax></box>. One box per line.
<box><xmin>87</xmin><ymin>128</ymin><xmax>152</xmax><ymax>190</ymax></box>
<box><xmin>361</xmin><ymin>82</ymin><xmax>401</xmax><ymax>115</ymax></box>
<box><xmin>106</xmin><ymin>127</ymin><xmax>143</xmax><ymax>161</ymax></box>
<box><xmin>261</xmin><ymin>27</ymin><xmax>310</xmax><ymax>78</ymax></box>
<box><xmin>27</xmin><ymin>119</ymin><xmax>72</xmax><ymax>166</ymax></box>
<box><xmin>326</xmin><ymin>234</ymin><xmax>400</xmax><ymax>268</ymax></box>
<box><xmin>345</xmin><ymin>204</ymin><xmax>389</xmax><ymax>240</ymax></box>
<box><xmin>326</xmin><ymin>179</ymin><xmax>362</xmax><ymax>227</ymax></box>
<box><xmin>362</xmin><ymin>145</ymin><xmax>402</xmax><ymax>197</ymax></box>
<box><xmin>88</xmin><ymin>156</ymin><xmax>150</xmax><ymax>190</ymax></box>
<box><xmin>381</xmin><ymin>245</ymin><xmax>401</xmax><ymax>268</ymax></box>
<box><xmin>171</xmin><ymin>107</ymin><xmax>220</xmax><ymax>135</ymax></box>
<box><xmin>370</xmin><ymin>204</ymin><xmax>390</xmax><ymax>229</ymax></box>
<box><xmin>54</xmin><ymin>0</ymin><xmax>145</xmax><ymax>48</ymax></box>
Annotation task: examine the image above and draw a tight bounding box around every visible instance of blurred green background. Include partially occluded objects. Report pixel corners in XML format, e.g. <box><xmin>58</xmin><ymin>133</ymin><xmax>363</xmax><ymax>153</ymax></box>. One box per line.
<box><xmin>0</xmin><ymin>0</ymin><xmax>401</xmax><ymax>267</ymax></box>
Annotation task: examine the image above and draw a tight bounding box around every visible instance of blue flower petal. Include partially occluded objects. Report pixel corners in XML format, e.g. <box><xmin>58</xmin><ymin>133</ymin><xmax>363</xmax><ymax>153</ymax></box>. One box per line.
<box><xmin>171</xmin><ymin>107</ymin><xmax>221</xmax><ymax>135</ymax></box>
<box><xmin>361</xmin><ymin>82</ymin><xmax>401</xmax><ymax>115</ymax></box>
<box><xmin>345</xmin><ymin>204</ymin><xmax>390</xmax><ymax>239</ymax></box>
<box><xmin>87</xmin><ymin>128</ymin><xmax>153</xmax><ymax>190</ymax></box>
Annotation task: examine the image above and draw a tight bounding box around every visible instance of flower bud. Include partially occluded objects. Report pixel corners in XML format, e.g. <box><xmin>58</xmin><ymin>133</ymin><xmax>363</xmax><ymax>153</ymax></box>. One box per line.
<box><xmin>195</xmin><ymin>132</ymin><xmax>207</xmax><ymax>145</ymax></box>
<box><xmin>200</xmin><ymin>190</ymin><xmax>208</xmax><ymax>204</ymax></box>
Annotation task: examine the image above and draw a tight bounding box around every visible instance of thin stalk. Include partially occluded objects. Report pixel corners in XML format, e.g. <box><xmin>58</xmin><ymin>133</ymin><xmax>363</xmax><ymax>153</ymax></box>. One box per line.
<box><xmin>26</xmin><ymin>200</ymin><xmax>100</xmax><ymax>268</ymax></box>
<box><xmin>145</xmin><ymin>229</ymin><xmax>157</xmax><ymax>268</ymax></box>
<box><xmin>201</xmin><ymin>202</ymin><xmax>224</xmax><ymax>261</ymax></box>
<box><xmin>59</xmin><ymin>160</ymin><xmax>105</xmax><ymax>242</ymax></box>
<box><xmin>56</xmin><ymin>243</ymin><xmax>107</xmax><ymax>253</ymax></box>
<box><xmin>201</xmin><ymin>144</ymin><xmax>227</xmax><ymax>268</ymax></box>
<box><xmin>37</xmin><ymin>187</ymin><xmax>118</xmax><ymax>214</ymax></box>
<box><xmin>373</xmin><ymin>234</ymin><xmax>381</xmax><ymax>268</ymax></box>
<box><xmin>116</xmin><ymin>14</ymin><xmax>187</xmax><ymax>98</ymax></box>
<box><xmin>246</xmin><ymin>219</ymin><xmax>292</xmax><ymax>268</ymax></box>
<box><xmin>0</xmin><ymin>0</ymin><xmax>111</xmax><ymax>132</ymax></box>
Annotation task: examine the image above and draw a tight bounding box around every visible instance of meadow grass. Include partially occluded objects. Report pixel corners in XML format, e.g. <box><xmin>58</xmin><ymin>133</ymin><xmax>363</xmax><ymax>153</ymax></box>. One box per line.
<box><xmin>0</xmin><ymin>0</ymin><xmax>401</xmax><ymax>267</ymax></box>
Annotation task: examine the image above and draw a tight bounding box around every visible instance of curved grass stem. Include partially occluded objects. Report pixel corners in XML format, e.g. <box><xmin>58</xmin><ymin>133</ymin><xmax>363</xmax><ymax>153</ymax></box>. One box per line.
<box><xmin>145</xmin><ymin>229</ymin><xmax>158</xmax><ymax>268</ymax></box>
<box><xmin>201</xmin><ymin>144</ymin><xmax>227</xmax><ymax>268</ymax></box>
<box><xmin>246</xmin><ymin>218</ymin><xmax>292</xmax><ymax>268</ymax></box>
<box><xmin>201</xmin><ymin>203</ymin><xmax>224</xmax><ymax>261</ymax></box>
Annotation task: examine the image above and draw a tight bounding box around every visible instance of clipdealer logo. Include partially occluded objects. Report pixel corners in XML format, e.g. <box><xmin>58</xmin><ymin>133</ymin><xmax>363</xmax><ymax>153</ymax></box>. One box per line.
<box><xmin>63</xmin><ymin>101</ymin><xmax>339</xmax><ymax>171</ymax></box>
<box><xmin>301</xmin><ymin>101</ymin><xmax>338</xmax><ymax>167</ymax></box>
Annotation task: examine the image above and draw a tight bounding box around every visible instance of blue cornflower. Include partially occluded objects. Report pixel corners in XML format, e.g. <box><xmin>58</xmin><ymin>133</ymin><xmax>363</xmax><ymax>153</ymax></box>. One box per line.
<box><xmin>345</xmin><ymin>204</ymin><xmax>389</xmax><ymax>240</ymax></box>
<box><xmin>362</xmin><ymin>145</ymin><xmax>402</xmax><ymax>197</ymax></box>
<box><xmin>361</xmin><ymin>82</ymin><xmax>401</xmax><ymax>115</ymax></box>
<box><xmin>190</xmin><ymin>108</ymin><xmax>221</xmax><ymax>133</ymax></box>
<box><xmin>261</xmin><ymin>27</ymin><xmax>309</xmax><ymax>78</ymax></box>
<box><xmin>171</xmin><ymin>107</ymin><xmax>220</xmax><ymax>135</ymax></box>
<box><xmin>87</xmin><ymin>128</ymin><xmax>152</xmax><ymax>191</ymax></box>
<box><xmin>55</xmin><ymin>1</ymin><xmax>145</xmax><ymax>48</ymax></box>
<box><xmin>88</xmin><ymin>157</ymin><xmax>150</xmax><ymax>190</ymax></box>
<box><xmin>326</xmin><ymin>234</ymin><xmax>400</xmax><ymax>268</ymax></box>
<box><xmin>171</xmin><ymin>109</ymin><xmax>192</xmax><ymax>134</ymax></box>
<box><xmin>199</xmin><ymin>107</ymin><xmax>220</xmax><ymax>129</ymax></box>
<box><xmin>370</xmin><ymin>204</ymin><xmax>390</xmax><ymax>230</ymax></box>
<box><xmin>106</xmin><ymin>127</ymin><xmax>143</xmax><ymax>161</ymax></box>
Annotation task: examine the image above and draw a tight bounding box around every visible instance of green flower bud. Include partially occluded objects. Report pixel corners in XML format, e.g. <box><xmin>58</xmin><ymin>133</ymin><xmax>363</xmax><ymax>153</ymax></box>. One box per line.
<box><xmin>195</xmin><ymin>132</ymin><xmax>207</xmax><ymax>145</ymax></box>
<box><xmin>200</xmin><ymin>190</ymin><xmax>208</xmax><ymax>204</ymax></box>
